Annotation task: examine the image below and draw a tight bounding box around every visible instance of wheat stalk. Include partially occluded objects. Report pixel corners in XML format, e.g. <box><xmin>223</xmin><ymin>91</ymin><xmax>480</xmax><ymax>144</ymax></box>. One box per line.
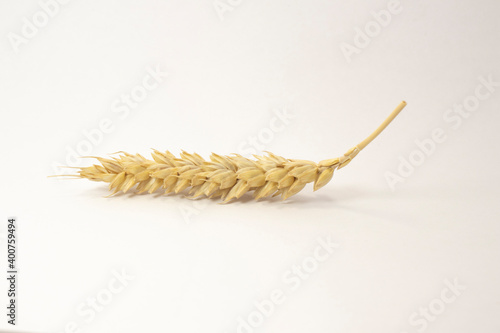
<box><xmin>64</xmin><ymin>101</ymin><xmax>407</xmax><ymax>202</ymax></box>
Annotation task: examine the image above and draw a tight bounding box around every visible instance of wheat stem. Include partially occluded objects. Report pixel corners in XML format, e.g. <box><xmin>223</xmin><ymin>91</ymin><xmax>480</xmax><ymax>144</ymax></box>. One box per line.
<box><xmin>336</xmin><ymin>101</ymin><xmax>407</xmax><ymax>169</ymax></box>
<box><xmin>357</xmin><ymin>101</ymin><xmax>407</xmax><ymax>151</ymax></box>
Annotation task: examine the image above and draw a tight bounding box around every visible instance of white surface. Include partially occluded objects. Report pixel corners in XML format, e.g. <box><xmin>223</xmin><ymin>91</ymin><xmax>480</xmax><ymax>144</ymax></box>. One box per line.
<box><xmin>1</xmin><ymin>0</ymin><xmax>499</xmax><ymax>332</ymax></box>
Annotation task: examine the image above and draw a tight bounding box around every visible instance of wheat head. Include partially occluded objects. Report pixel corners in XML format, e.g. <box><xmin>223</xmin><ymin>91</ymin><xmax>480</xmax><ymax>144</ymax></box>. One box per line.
<box><xmin>65</xmin><ymin>101</ymin><xmax>407</xmax><ymax>202</ymax></box>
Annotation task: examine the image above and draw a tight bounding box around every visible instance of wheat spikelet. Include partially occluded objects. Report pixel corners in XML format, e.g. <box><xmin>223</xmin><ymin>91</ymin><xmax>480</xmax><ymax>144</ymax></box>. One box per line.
<box><xmin>65</xmin><ymin>101</ymin><xmax>407</xmax><ymax>202</ymax></box>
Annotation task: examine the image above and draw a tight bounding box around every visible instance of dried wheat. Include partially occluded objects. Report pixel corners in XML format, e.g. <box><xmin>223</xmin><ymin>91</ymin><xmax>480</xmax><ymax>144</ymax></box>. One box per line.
<box><xmin>66</xmin><ymin>101</ymin><xmax>407</xmax><ymax>202</ymax></box>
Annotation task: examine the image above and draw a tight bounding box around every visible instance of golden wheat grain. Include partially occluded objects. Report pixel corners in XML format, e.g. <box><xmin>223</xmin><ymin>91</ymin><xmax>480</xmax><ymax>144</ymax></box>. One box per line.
<box><xmin>67</xmin><ymin>101</ymin><xmax>407</xmax><ymax>202</ymax></box>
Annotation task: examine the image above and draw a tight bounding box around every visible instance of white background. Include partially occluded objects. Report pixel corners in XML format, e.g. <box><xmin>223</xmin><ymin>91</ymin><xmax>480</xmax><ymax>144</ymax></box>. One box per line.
<box><xmin>1</xmin><ymin>0</ymin><xmax>499</xmax><ymax>332</ymax></box>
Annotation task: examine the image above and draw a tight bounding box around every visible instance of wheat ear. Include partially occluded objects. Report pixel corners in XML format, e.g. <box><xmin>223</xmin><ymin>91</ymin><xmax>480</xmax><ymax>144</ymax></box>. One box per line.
<box><xmin>68</xmin><ymin>101</ymin><xmax>406</xmax><ymax>202</ymax></box>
